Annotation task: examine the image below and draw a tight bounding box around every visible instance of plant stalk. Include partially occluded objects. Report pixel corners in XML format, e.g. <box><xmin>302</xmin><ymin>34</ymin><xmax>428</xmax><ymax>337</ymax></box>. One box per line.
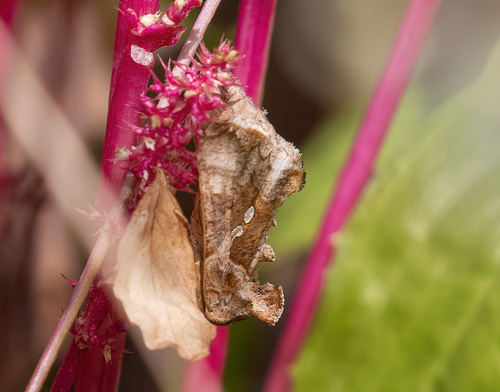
<box><xmin>172</xmin><ymin>0</ymin><xmax>222</xmax><ymax>79</ymax></box>
<box><xmin>234</xmin><ymin>0</ymin><xmax>278</xmax><ymax>104</ymax></box>
<box><xmin>263</xmin><ymin>1</ymin><xmax>442</xmax><ymax>391</ymax></box>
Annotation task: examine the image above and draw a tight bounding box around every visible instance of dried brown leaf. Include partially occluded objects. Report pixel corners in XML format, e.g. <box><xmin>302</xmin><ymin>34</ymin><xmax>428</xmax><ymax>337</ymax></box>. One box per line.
<box><xmin>113</xmin><ymin>171</ymin><xmax>215</xmax><ymax>361</ymax></box>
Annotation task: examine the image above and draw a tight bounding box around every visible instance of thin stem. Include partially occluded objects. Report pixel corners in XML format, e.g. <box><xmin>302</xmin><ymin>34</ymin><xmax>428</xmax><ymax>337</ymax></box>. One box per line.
<box><xmin>263</xmin><ymin>1</ymin><xmax>441</xmax><ymax>391</ymax></box>
<box><xmin>172</xmin><ymin>0</ymin><xmax>222</xmax><ymax>79</ymax></box>
<box><xmin>25</xmin><ymin>228</ymin><xmax>113</xmax><ymax>392</ymax></box>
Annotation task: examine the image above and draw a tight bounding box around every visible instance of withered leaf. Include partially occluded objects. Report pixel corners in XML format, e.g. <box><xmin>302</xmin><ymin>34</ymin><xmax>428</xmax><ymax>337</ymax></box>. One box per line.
<box><xmin>113</xmin><ymin>170</ymin><xmax>215</xmax><ymax>361</ymax></box>
<box><xmin>192</xmin><ymin>86</ymin><xmax>305</xmax><ymax>326</ymax></box>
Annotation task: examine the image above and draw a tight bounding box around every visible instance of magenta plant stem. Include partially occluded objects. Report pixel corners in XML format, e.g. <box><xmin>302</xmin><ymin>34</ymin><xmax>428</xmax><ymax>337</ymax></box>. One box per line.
<box><xmin>263</xmin><ymin>0</ymin><xmax>441</xmax><ymax>391</ymax></box>
<box><xmin>234</xmin><ymin>0</ymin><xmax>277</xmax><ymax>105</ymax></box>
<box><xmin>0</xmin><ymin>0</ymin><xmax>23</xmax><ymax>177</ymax></box>
<box><xmin>49</xmin><ymin>342</ymin><xmax>89</xmax><ymax>392</ymax></box>
<box><xmin>0</xmin><ymin>0</ymin><xmax>21</xmax><ymax>26</ymax></box>
<box><xmin>99</xmin><ymin>0</ymin><xmax>160</xmax><ymax>199</ymax></box>
<box><xmin>71</xmin><ymin>1</ymin><xmax>161</xmax><ymax>391</ymax></box>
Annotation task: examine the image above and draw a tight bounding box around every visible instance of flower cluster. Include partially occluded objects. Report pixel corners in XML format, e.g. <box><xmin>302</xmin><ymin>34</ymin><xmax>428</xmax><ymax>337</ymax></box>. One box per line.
<box><xmin>117</xmin><ymin>40</ymin><xmax>241</xmax><ymax>203</ymax></box>
<box><xmin>121</xmin><ymin>0</ymin><xmax>202</xmax><ymax>51</ymax></box>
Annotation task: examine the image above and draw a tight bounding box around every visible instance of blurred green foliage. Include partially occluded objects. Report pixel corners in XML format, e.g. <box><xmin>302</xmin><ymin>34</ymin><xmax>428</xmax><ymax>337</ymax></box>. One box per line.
<box><xmin>268</xmin><ymin>109</ymin><xmax>359</xmax><ymax>257</ymax></box>
<box><xmin>293</xmin><ymin>42</ymin><xmax>500</xmax><ymax>391</ymax></box>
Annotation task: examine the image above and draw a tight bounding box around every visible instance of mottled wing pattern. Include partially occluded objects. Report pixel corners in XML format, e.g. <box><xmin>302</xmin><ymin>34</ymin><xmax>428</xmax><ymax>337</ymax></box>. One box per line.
<box><xmin>192</xmin><ymin>88</ymin><xmax>305</xmax><ymax>326</ymax></box>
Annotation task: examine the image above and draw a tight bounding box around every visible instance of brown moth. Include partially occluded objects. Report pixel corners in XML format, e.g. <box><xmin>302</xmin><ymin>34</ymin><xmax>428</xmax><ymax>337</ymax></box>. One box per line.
<box><xmin>191</xmin><ymin>86</ymin><xmax>305</xmax><ymax>326</ymax></box>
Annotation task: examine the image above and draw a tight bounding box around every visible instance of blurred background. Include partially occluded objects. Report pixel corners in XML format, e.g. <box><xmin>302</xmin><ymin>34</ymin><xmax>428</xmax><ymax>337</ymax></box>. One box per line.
<box><xmin>2</xmin><ymin>0</ymin><xmax>500</xmax><ymax>391</ymax></box>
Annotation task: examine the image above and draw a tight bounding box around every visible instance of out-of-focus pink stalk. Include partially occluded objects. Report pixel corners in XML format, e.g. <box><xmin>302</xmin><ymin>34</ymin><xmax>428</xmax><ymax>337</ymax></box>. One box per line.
<box><xmin>181</xmin><ymin>1</ymin><xmax>277</xmax><ymax>391</ymax></box>
<box><xmin>234</xmin><ymin>0</ymin><xmax>277</xmax><ymax>99</ymax></box>
<box><xmin>1</xmin><ymin>3</ymin><xmax>42</xmax><ymax>391</ymax></box>
<box><xmin>263</xmin><ymin>1</ymin><xmax>441</xmax><ymax>391</ymax></box>
<box><xmin>234</xmin><ymin>0</ymin><xmax>277</xmax><ymax>105</ymax></box>
<box><xmin>0</xmin><ymin>0</ymin><xmax>23</xmax><ymax>176</ymax></box>
<box><xmin>181</xmin><ymin>327</ymin><xmax>229</xmax><ymax>392</ymax></box>
<box><xmin>0</xmin><ymin>0</ymin><xmax>21</xmax><ymax>79</ymax></box>
<box><xmin>0</xmin><ymin>0</ymin><xmax>20</xmax><ymax>26</ymax></box>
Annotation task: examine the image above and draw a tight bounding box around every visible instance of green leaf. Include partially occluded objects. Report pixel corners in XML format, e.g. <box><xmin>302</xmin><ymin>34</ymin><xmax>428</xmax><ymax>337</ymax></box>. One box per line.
<box><xmin>268</xmin><ymin>99</ymin><xmax>424</xmax><ymax>260</ymax></box>
<box><xmin>293</xmin><ymin>44</ymin><xmax>500</xmax><ymax>391</ymax></box>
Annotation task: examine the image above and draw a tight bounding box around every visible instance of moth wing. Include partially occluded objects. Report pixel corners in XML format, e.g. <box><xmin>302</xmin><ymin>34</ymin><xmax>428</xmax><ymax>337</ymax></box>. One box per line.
<box><xmin>195</xmin><ymin>93</ymin><xmax>304</xmax><ymax>326</ymax></box>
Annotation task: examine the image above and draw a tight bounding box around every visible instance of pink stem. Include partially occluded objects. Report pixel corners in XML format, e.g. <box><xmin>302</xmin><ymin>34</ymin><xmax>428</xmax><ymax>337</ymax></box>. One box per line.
<box><xmin>263</xmin><ymin>1</ymin><xmax>441</xmax><ymax>391</ymax></box>
<box><xmin>99</xmin><ymin>0</ymin><xmax>160</xmax><ymax>200</ymax></box>
<box><xmin>172</xmin><ymin>0</ymin><xmax>222</xmax><ymax>79</ymax></box>
<box><xmin>72</xmin><ymin>1</ymin><xmax>161</xmax><ymax>391</ymax></box>
<box><xmin>0</xmin><ymin>0</ymin><xmax>23</xmax><ymax>177</ymax></box>
<box><xmin>234</xmin><ymin>0</ymin><xmax>277</xmax><ymax>104</ymax></box>
<box><xmin>181</xmin><ymin>1</ymin><xmax>278</xmax><ymax>390</ymax></box>
<box><xmin>0</xmin><ymin>0</ymin><xmax>21</xmax><ymax>26</ymax></box>
<box><xmin>49</xmin><ymin>342</ymin><xmax>89</xmax><ymax>392</ymax></box>
<box><xmin>180</xmin><ymin>327</ymin><xmax>229</xmax><ymax>392</ymax></box>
